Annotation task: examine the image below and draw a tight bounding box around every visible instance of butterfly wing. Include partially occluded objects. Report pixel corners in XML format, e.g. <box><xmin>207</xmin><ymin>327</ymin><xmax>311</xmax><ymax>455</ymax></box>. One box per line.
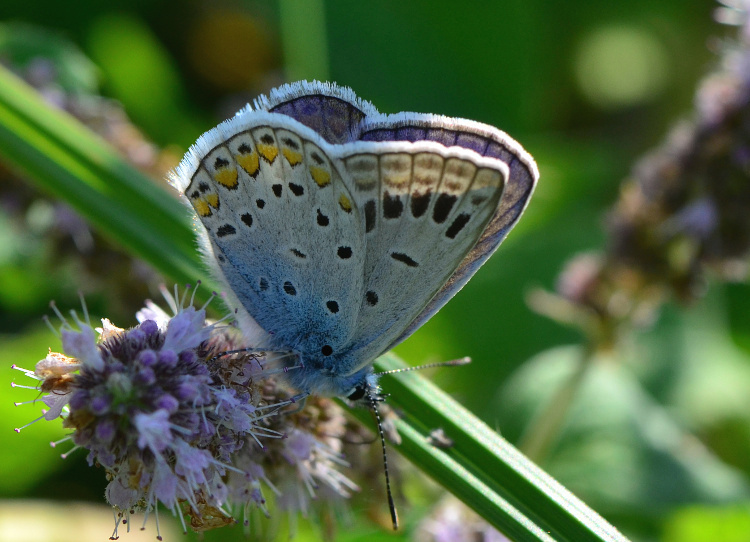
<box><xmin>355</xmin><ymin>113</ymin><xmax>539</xmax><ymax>351</ymax></box>
<box><xmin>172</xmin><ymin>110</ymin><xmax>367</xmax><ymax>356</ymax></box>
<box><xmin>255</xmin><ymin>80</ymin><xmax>378</xmax><ymax>144</ymax></box>
<box><xmin>331</xmin><ymin>139</ymin><xmax>510</xmax><ymax>372</ymax></box>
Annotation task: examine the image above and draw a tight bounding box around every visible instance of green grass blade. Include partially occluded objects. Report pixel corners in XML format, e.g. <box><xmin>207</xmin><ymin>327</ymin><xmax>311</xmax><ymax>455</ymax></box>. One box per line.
<box><xmin>361</xmin><ymin>353</ymin><xmax>631</xmax><ymax>541</ymax></box>
<box><xmin>0</xmin><ymin>65</ymin><xmax>204</xmax><ymax>287</ymax></box>
<box><xmin>0</xmin><ymin>65</ymin><xmax>630</xmax><ymax>542</ymax></box>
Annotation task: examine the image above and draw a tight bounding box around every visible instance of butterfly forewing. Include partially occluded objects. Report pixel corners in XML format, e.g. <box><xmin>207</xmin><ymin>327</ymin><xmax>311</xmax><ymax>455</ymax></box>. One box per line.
<box><xmin>370</xmin><ymin>117</ymin><xmax>538</xmax><ymax>350</ymax></box>
<box><xmin>336</xmin><ymin>142</ymin><xmax>508</xmax><ymax>368</ymax></box>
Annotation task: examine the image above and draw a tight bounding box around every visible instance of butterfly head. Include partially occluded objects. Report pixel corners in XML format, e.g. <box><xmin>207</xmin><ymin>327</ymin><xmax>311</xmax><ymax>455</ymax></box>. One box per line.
<box><xmin>344</xmin><ymin>371</ymin><xmax>385</xmax><ymax>404</ymax></box>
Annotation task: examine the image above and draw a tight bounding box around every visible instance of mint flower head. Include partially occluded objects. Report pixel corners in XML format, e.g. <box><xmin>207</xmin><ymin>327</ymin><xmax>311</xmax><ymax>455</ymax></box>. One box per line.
<box><xmin>12</xmin><ymin>285</ymin><xmax>362</xmax><ymax>539</ymax></box>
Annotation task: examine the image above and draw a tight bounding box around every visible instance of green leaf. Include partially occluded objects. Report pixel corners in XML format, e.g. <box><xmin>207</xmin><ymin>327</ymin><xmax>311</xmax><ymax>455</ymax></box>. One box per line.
<box><xmin>663</xmin><ymin>503</ymin><xmax>750</xmax><ymax>542</ymax></box>
<box><xmin>497</xmin><ymin>344</ymin><xmax>750</xmax><ymax>535</ymax></box>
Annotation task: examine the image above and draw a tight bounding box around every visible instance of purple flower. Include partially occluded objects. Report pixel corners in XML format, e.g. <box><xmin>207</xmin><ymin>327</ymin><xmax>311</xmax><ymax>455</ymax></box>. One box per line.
<box><xmin>12</xmin><ymin>285</ymin><xmax>364</xmax><ymax>539</ymax></box>
<box><xmin>134</xmin><ymin>410</ymin><xmax>173</xmax><ymax>453</ymax></box>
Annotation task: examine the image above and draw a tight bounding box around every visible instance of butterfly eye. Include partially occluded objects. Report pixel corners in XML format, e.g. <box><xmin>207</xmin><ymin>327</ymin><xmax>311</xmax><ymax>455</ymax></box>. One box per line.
<box><xmin>321</xmin><ymin>345</ymin><xmax>333</xmax><ymax>356</ymax></box>
<box><xmin>346</xmin><ymin>385</ymin><xmax>367</xmax><ymax>402</ymax></box>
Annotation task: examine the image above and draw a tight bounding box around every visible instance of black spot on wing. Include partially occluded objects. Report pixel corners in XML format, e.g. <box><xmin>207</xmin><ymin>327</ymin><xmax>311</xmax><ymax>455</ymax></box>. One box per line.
<box><xmin>411</xmin><ymin>192</ymin><xmax>431</xmax><ymax>218</ymax></box>
<box><xmin>289</xmin><ymin>183</ymin><xmax>304</xmax><ymax>196</ymax></box>
<box><xmin>433</xmin><ymin>193</ymin><xmax>457</xmax><ymax>224</ymax></box>
<box><xmin>283</xmin><ymin>281</ymin><xmax>296</xmax><ymax>295</ymax></box>
<box><xmin>383</xmin><ymin>191</ymin><xmax>403</xmax><ymax>219</ymax></box>
<box><xmin>240</xmin><ymin>213</ymin><xmax>253</xmax><ymax>227</ymax></box>
<box><xmin>290</xmin><ymin>248</ymin><xmax>306</xmax><ymax>259</ymax></box>
<box><xmin>214</xmin><ymin>157</ymin><xmax>229</xmax><ymax>169</ymax></box>
<box><xmin>366</xmin><ymin>291</ymin><xmax>378</xmax><ymax>306</ymax></box>
<box><xmin>260</xmin><ymin>134</ymin><xmax>274</xmax><ymax>145</ymax></box>
<box><xmin>445</xmin><ymin>213</ymin><xmax>471</xmax><ymax>239</ymax></box>
<box><xmin>326</xmin><ymin>300</ymin><xmax>339</xmax><ymax>313</ymax></box>
<box><xmin>390</xmin><ymin>252</ymin><xmax>418</xmax><ymax>267</ymax></box>
<box><xmin>364</xmin><ymin>199</ymin><xmax>376</xmax><ymax>233</ymax></box>
<box><xmin>256</xmin><ymin>198</ymin><xmax>265</xmax><ymax>208</ymax></box>
<box><xmin>217</xmin><ymin>224</ymin><xmax>236</xmax><ymax>237</ymax></box>
<box><xmin>337</xmin><ymin>246</ymin><xmax>352</xmax><ymax>259</ymax></box>
<box><xmin>272</xmin><ymin>184</ymin><xmax>283</xmax><ymax>197</ymax></box>
<box><xmin>317</xmin><ymin>209</ymin><xmax>329</xmax><ymax>226</ymax></box>
<box><xmin>282</xmin><ymin>137</ymin><xmax>299</xmax><ymax>149</ymax></box>
<box><xmin>259</xmin><ymin>277</ymin><xmax>269</xmax><ymax>291</ymax></box>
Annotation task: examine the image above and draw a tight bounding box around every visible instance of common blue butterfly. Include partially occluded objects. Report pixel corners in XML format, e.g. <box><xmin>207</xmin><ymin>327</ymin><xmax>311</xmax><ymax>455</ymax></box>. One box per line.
<box><xmin>171</xmin><ymin>80</ymin><xmax>537</xmax><ymax>403</ymax></box>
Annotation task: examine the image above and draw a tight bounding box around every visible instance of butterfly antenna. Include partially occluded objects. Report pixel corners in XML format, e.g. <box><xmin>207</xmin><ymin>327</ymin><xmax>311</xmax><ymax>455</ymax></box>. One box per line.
<box><xmin>373</xmin><ymin>356</ymin><xmax>471</xmax><ymax>377</ymax></box>
<box><xmin>368</xmin><ymin>390</ymin><xmax>399</xmax><ymax>530</ymax></box>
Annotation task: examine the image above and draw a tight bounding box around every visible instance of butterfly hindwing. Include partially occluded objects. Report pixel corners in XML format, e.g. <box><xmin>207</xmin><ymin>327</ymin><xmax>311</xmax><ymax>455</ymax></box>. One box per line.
<box><xmin>180</xmin><ymin>112</ymin><xmax>365</xmax><ymax>355</ymax></box>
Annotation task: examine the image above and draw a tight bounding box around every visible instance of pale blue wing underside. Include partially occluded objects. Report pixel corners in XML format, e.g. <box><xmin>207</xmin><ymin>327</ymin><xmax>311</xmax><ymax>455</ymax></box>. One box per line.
<box><xmin>172</xmin><ymin>111</ymin><xmax>366</xmax><ymax>358</ymax></box>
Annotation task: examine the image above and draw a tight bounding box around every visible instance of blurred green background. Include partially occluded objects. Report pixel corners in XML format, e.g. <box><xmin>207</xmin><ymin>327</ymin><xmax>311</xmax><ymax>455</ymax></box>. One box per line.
<box><xmin>3</xmin><ymin>0</ymin><xmax>750</xmax><ymax>541</ymax></box>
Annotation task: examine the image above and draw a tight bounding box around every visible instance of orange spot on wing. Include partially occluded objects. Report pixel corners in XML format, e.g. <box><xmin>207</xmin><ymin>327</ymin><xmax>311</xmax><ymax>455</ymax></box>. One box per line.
<box><xmin>282</xmin><ymin>148</ymin><xmax>303</xmax><ymax>166</ymax></box>
<box><xmin>194</xmin><ymin>198</ymin><xmax>211</xmax><ymax>217</ymax></box>
<box><xmin>237</xmin><ymin>152</ymin><xmax>260</xmax><ymax>176</ymax></box>
<box><xmin>339</xmin><ymin>194</ymin><xmax>352</xmax><ymax>213</ymax></box>
<box><xmin>310</xmin><ymin>166</ymin><xmax>331</xmax><ymax>187</ymax></box>
<box><xmin>214</xmin><ymin>168</ymin><xmax>238</xmax><ymax>188</ymax></box>
<box><xmin>257</xmin><ymin>144</ymin><xmax>278</xmax><ymax>163</ymax></box>
<box><xmin>205</xmin><ymin>194</ymin><xmax>220</xmax><ymax>208</ymax></box>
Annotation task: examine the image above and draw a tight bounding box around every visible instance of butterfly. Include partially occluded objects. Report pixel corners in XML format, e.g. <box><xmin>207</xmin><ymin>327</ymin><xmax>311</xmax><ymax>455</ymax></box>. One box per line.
<box><xmin>171</xmin><ymin>80</ymin><xmax>538</xmax><ymax>403</ymax></box>
<box><xmin>171</xmin><ymin>81</ymin><xmax>538</xmax><ymax>528</ymax></box>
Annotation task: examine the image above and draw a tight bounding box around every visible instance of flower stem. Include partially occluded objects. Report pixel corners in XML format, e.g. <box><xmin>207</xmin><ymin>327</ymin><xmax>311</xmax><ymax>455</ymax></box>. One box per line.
<box><xmin>518</xmin><ymin>345</ymin><xmax>595</xmax><ymax>463</ymax></box>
